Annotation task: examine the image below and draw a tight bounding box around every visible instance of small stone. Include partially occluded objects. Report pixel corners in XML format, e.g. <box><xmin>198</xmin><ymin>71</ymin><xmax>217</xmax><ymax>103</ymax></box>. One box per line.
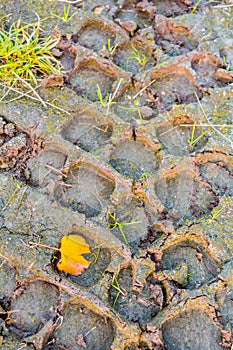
<box><xmin>51</xmin><ymin>48</ymin><xmax>63</xmax><ymax>57</ymax></box>
<box><xmin>76</xmin><ymin>334</ymin><xmax>87</xmax><ymax>348</ymax></box>
<box><xmin>0</xmin><ymin>117</ymin><xmax>6</xmax><ymax>134</ymax></box>
<box><xmin>0</xmin><ymin>134</ymin><xmax>27</xmax><ymax>158</ymax></box>
<box><xmin>41</xmin><ymin>75</ymin><xmax>64</xmax><ymax>88</ymax></box>
<box><xmin>4</xmin><ymin>123</ymin><xmax>16</xmax><ymax>137</ymax></box>
<box><xmin>114</xmin><ymin>18</ymin><xmax>138</xmax><ymax>36</ymax></box>
<box><xmin>140</xmin><ymin>106</ymin><xmax>154</xmax><ymax>119</ymax></box>
<box><xmin>93</xmin><ymin>5</ymin><xmax>105</xmax><ymax>15</ymax></box>
<box><xmin>214</xmin><ymin>68</ymin><xmax>233</xmax><ymax>83</ymax></box>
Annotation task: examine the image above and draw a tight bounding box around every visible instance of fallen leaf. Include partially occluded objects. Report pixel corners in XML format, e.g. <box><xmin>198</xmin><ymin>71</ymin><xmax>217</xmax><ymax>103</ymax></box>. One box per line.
<box><xmin>57</xmin><ymin>235</ymin><xmax>90</xmax><ymax>275</ymax></box>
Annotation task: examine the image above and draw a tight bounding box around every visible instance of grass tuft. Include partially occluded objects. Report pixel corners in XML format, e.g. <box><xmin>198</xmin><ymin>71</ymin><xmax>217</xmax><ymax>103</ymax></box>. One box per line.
<box><xmin>0</xmin><ymin>20</ymin><xmax>61</xmax><ymax>85</ymax></box>
<box><xmin>52</xmin><ymin>3</ymin><xmax>78</xmax><ymax>22</ymax></box>
<box><xmin>126</xmin><ymin>44</ymin><xmax>148</xmax><ymax>70</ymax></box>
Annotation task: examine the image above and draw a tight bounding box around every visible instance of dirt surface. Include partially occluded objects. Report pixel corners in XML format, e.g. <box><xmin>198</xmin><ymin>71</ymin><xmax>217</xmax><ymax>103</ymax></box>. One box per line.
<box><xmin>0</xmin><ymin>0</ymin><xmax>233</xmax><ymax>349</ymax></box>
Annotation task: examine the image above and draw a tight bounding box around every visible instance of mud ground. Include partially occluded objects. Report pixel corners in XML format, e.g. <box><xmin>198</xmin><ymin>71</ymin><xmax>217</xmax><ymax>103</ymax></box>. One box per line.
<box><xmin>0</xmin><ymin>0</ymin><xmax>233</xmax><ymax>349</ymax></box>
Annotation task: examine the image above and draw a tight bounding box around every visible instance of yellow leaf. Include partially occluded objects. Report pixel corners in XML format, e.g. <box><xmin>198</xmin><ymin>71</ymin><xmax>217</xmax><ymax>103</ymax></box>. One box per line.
<box><xmin>57</xmin><ymin>235</ymin><xmax>90</xmax><ymax>276</ymax></box>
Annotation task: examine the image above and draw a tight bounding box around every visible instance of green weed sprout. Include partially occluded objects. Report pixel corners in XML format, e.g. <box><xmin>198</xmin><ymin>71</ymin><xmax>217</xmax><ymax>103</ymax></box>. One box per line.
<box><xmin>187</xmin><ymin>122</ymin><xmax>207</xmax><ymax>151</ymax></box>
<box><xmin>211</xmin><ymin>205</ymin><xmax>224</xmax><ymax>221</ymax></box>
<box><xmin>126</xmin><ymin>44</ymin><xmax>148</xmax><ymax>70</ymax></box>
<box><xmin>207</xmin><ymin>198</ymin><xmax>230</xmax><ymax>223</ymax></box>
<box><xmin>223</xmin><ymin>56</ymin><xmax>233</xmax><ymax>71</ymax></box>
<box><xmin>187</xmin><ymin>272</ymin><xmax>196</xmax><ymax>284</ymax></box>
<box><xmin>191</xmin><ymin>0</ymin><xmax>202</xmax><ymax>14</ymax></box>
<box><xmin>119</xmin><ymin>105</ymin><xmax>143</xmax><ymax>121</ymax></box>
<box><xmin>92</xmin><ymin>242</ymin><xmax>105</xmax><ymax>264</ymax></box>
<box><xmin>107</xmin><ymin>38</ymin><xmax>117</xmax><ymax>55</ymax></box>
<box><xmin>139</xmin><ymin>173</ymin><xmax>152</xmax><ymax>179</ymax></box>
<box><xmin>52</xmin><ymin>4</ymin><xmax>78</xmax><ymax>22</ymax></box>
<box><xmin>0</xmin><ymin>21</ymin><xmax>61</xmax><ymax>85</ymax></box>
<box><xmin>96</xmin><ymin>84</ymin><xmax>113</xmax><ymax>109</ymax></box>
<box><xmin>118</xmin><ymin>98</ymin><xmax>143</xmax><ymax>121</ymax></box>
<box><xmin>111</xmin><ymin>271</ymin><xmax>127</xmax><ymax>307</ymax></box>
<box><xmin>108</xmin><ymin>211</ymin><xmax>141</xmax><ymax>246</ymax></box>
<box><xmin>96</xmin><ymin>78</ymin><xmax>123</xmax><ymax>115</ymax></box>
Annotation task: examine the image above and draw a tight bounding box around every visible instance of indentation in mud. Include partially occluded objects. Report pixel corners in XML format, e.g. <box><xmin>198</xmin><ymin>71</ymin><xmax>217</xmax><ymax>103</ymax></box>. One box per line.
<box><xmin>162</xmin><ymin>240</ymin><xmax>219</xmax><ymax>289</ymax></box>
<box><xmin>108</xmin><ymin>198</ymin><xmax>149</xmax><ymax>251</ymax></box>
<box><xmin>69</xmin><ymin>58</ymin><xmax>124</xmax><ymax>102</ymax></box>
<box><xmin>54</xmin><ymin>302</ymin><xmax>115</xmax><ymax>350</ymax></box>
<box><xmin>87</xmin><ymin>0</ymin><xmax>116</xmax><ymax>16</ymax></box>
<box><xmin>139</xmin><ymin>224</ymin><xmax>165</xmax><ymax>249</ymax></box>
<box><xmin>53</xmin><ymin>232</ymin><xmax>111</xmax><ymax>286</ymax></box>
<box><xmin>70</xmin><ymin>68</ymin><xmax>115</xmax><ymax>101</ymax></box>
<box><xmin>154</xmin><ymin>168</ymin><xmax>219</xmax><ymax>223</ymax></box>
<box><xmin>61</xmin><ymin>111</ymin><xmax>113</xmax><ymax>152</ymax></box>
<box><xmin>162</xmin><ymin>309</ymin><xmax>223</xmax><ymax>350</ymax></box>
<box><xmin>26</xmin><ymin>147</ymin><xmax>67</xmax><ymax>187</ymax></box>
<box><xmin>69</xmin><ymin>246</ymin><xmax>111</xmax><ymax>286</ymax></box>
<box><xmin>112</xmin><ymin>84</ymin><xmax>155</xmax><ymax>122</ymax></box>
<box><xmin>152</xmin><ymin>0</ymin><xmax>190</xmax><ymax>17</ymax></box>
<box><xmin>152</xmin><ymin>0</ymin><xmax>210</xmax><ymax>17</ymax></box>
<box><xmin>59</xmin><ymin>49</ymin><xmax>75</xmax><ymax>71</ymax></box>
<box><xmin>74</xmin><ymin>21</ymin><xmax>116</xmax><ymax>53</ymax></box>
<box><xmin>9</xmin><ymin>281</ymin><xmax>59</xmax><ymax>337</ymax></box>
<box><xmin>52</xmin><ymin>44</ymin><xmax>76</xmax><ymax>72</ymax></box>
<box><xmin>55</xmin><ymin>162</ymin><xmax>115</xmax><ymax>217</ymax></box>
<box><xmin>216</xmin><ymin>282</ymin><xmax>233</xmax><ymax>332</ymax></box>
<box><xmin>0</xmin><ymin>259</ymin><xmax>17</xmax><ymax>302</ymax></box>
<box><xmin>110</xmin><ymin>138</ymin><xmax>160</xmax><ymax>179</ymax></box>
<box><xmin>109</xmin><ymin>266</ymin><xmax>163</xmax><ymax>325</ymax></box>
<box><xmin>150</xmin><ymin>66</ymin><xmax>202</xmax><ymax>112</ymax></box>
<box><xmin>199</xmin><ymin>161</ymin><xmax>233</xmax><ymax>197</ymax></box>
<box><xmin>114</xmin><ymin>1</ymin><xmax>156</xmax><ymax>34</ymax></box>
<box><xmin>154</xmin><ymin>16</ymin><xmax>197</xmax><ymax>56</ymax></box>
<box><xmin>156</xmin><ymin>122</ymin><xmax>208</xmax><ymax>156</ymax></box>
<box><xmin>191</xmin><ymin>52</ymin><xmax>226</xmax><ymax>88</ymax></box>
<box><xmin>113</xmin><ymin>39</ymin><xmax>156</xmax><ymax>74</ymax></box>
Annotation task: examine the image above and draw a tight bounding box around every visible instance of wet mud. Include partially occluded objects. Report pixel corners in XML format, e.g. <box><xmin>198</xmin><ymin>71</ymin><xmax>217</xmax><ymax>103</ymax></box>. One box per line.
<box><xmin>0</xmin><ymin>0</ymin><xmax>233</xmax><ymax>349</ymax></box>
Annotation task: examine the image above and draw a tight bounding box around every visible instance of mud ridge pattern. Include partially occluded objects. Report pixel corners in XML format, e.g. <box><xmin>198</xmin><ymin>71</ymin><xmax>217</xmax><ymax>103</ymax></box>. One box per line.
<box><xmin>0</xmin><ymin>0</ymin><xmax>233</xmax><ymax>349</ymax></box>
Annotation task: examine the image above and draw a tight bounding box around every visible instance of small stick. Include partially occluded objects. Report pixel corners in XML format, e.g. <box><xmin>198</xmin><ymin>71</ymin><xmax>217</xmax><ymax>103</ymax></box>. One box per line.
<box><xmin>180</xmin><ymin>124</ymin><xmax>233</xmax><ymax>127</ymax></box>
<box><xmin>194</xmin><ymin>91</ymin><xmax>233</xmax><ymax>148</ymax></box>
<box><xmin>213</xmin><ymin>4</ymin><xmax>233</xmax><ymax>8</ymax></box>
<box><xmin>57</xmin><ymin>0</ymin><xmax>83</xmax><ymax>3</ymax></box>
<box><xmin>22</xmin><ymin>239</ymin><xmax>60</xmax><ymax>251</ymax></box>
<box><xmin>132</xmin><ymin>79</ymin><xmax>156</xmax><ymax>100</ymax></box>
<box><xmin>13</xmin><ymin>72</ymin><xmax>47</xmax><ymax>107</ymax></box>
<box><xmin>45</xmin><ymin>164</ymin><xmax>67</xmax><ymax>177</ymax></box>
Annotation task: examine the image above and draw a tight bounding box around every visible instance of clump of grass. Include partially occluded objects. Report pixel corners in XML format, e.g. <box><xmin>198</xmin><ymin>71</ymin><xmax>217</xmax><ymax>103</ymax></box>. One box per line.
<box><xmin>96</xmin><ymin>84</ymin><xmax>116</xmax><ymax>109</ymax></box>
<box><xmin>126</xmin><ymin>44</ymin><xmax>148</xmax><ymax>70</ymax></box>
<box><xmin>210</xmin><ymin>205</ymin><xmax>224</xmax><ymax>221</ymax></box>
<box><xmin>0</xmin><ymin>20</ymin><xmax>61</xmax><ymax>85</ymax></box>
<box><xmin>107</xmin><ymin>38</ymin><xmax>118</xmax><ymax>55</ymax></box>
<box><xmin>52</xmin><ymin>3</ymin><xmax>78</xmax><ymax>22</ymax></box>
<box><xmin>96</xmin><ymin>78</ymin><xmax>123</xmax><ymax>115</ymax></box>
